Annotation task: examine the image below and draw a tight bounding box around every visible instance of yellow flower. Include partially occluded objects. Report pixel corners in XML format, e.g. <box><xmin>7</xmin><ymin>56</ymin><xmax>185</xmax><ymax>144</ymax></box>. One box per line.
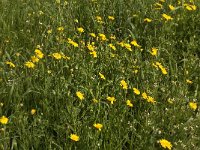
<box><xmin>35</xmin><ymin>49</ymin><xmax>44</xmax><ymax>59</ymax></box>
<box><xmin>184</xmin><ymin>4</ymin><xmax>197</xmax><ymax>11</ymax></box>
<box><xmin>25</xmin><ymin>61</ymin><xmax>35</xmax><ymax>68</ymax></box>
<box><xmin>89</xmin><ymin>33</ymin><xmax>96</xmax><ymax>38</ymax></box>
<box><xmin>144</xmin><ymin>18</ymin><xmax>152</xmax><ymax>23</ymax></box>
<box><xmin>162</xmin><ymin>14</ymin><xmax>173</xmax><ymax>21</ymax></box>
<box><xmin>108</xmin><ymin>16</ymin><xmax>115</xmax><ymax>20</ymax></box>
<box><xmin>47</xmin><ymin>29</ymin><xmax>52</xmax><ymax>34</ymax></box>
<box><xmin>31</xmin><ymin>56</ymin><xmax>39</xmax><ymax>63</ymax></box>
<box><xmin>67</xmin><ymin>38</ymin><xmax>79</xmax><ymax>47</ymax></box>
<box><xmin>77</xmin><ymin>27</ymin><xmax>84</xmax><ymax>33</ymax></box>
<box><xmin>133</xmin><ymin>88</ymin><xmax>140</xmax><ymax>95</ymax></box>
<box><xmin>107</xmin><ymin>96</ymin><xmax>116</xmax><ymax>104</ymax></box>
<box><xmin>169</xmin><ymin>5</ymin><xmax>175</xmax><ymax>11</ymax></box>
<box><xmin>154</xmin><ymin>3</ymin><xmax>163</xmax><ymax>10</ymax></box>
<box><xmin>92</xmin><ymin>98</ymin><xmax>99</xmax><ymax>103</ymax></box>
<box><xmin>110</xmin><ymin>35</ymin><xmax>116</xmax><ymax>40</ymax></box>
<box><xmin>108</xmin><ymin>44</ymin><xmax>116</xmax><ymax>50</ymax></box>
<box><xmin>90</xmin><ymin>50</ymin><xmax>97</xmax><ymax>58</ymax></box>
<box><xmin>70</xmin><ymin>134</ymin><xmax>79</xmax><ymax>142</ymax></box>
<box><xmin>189</xmin><ymin>102</ymin><xmax>197</xmax><ymax>111</ymax></box>
<box><xmin>57</xmin><ymin>26</ymin><xmax>64</xmax><ymax>32</ymax></box>
<box><xmin>93</xmin><ymin>123</ymin><xmax>103</xmax><ymax>131</ymax></box>
<box><xmin>76</xmin><ymin>91</ymin><xmax>84</xmax><ymax>100</ymax></box>
<box><xmin>131</xmin><ymin>40</ymin><xmax>141</xmax><ymax>48</ymax></box>
<box><xmin>147</xmin><ymin>96</ymin><xmax>156</xmax><ymax>103</ymax></box>
<box><xmin>159</xmin><ymin>139</ymin><xmax>172</xmax><ymax>150</ymax></box>
<box><xmin>120</xmin><ymin>80</ymin><xmax>128</xmax><ymax>90</ymax></box>
<box><xmin>5</xmin><ymin>61</ymin><xmax>15</xmax><ymax>68</ymax></box>
<box><xmin>150</xmin><ymin>47</ymin><xmax>158</xmax><ymax>56</ymax></box>
<box><xmin>142</xmin><ymin>92</ymin><xmax>148</xmax><ymax>99</ymax></box>
<box><xmin>186</xmin><ymin>79</ymin><xmax>192</xmax><ymax>84</ymax></box>
<box><xmin>124</xmin><ymin>43</ymin><xmax>132</xmax><ymax>51</ymax></box>
<box><xmin>52</xmin><ymin>53</ymin><xmax>62</xmax><ymax>60</ymax></box>
<box><xmin>31</xmin><ymin>109</ymin><xmax>36</xmax><ymax>115</ymax></box>
<box><xmin>98</xmin><ymin>33</ymin><xmax>107</xmax><ymax>41</ymax></box>
<box><xmin>126</xmin><ymin>100</ymin><xmax>133</xmax><ymax>107</ymax></box>
<box><xmin>0</xmin><ymin>116</ymin><xmax>8</xmax><ymax>125</ymax></box>
<box><xmin>99</xmin><ymin>72</ymin><xmax>106</xmax><ymax>80</ymax></box>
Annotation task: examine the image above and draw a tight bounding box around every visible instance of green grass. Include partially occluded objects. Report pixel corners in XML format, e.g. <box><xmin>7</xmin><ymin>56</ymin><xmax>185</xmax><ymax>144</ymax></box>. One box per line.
<box><xmin>0</xmin><ymin>0</ymin><xmax>200</xmax><ymax>149</ymax></box>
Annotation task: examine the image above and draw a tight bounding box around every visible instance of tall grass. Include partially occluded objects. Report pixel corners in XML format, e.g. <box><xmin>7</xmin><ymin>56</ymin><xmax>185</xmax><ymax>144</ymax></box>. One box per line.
<box><xmin>0</xmin><ymin>0</ymin><xmax>199</xmax><ymax>149</ymax></box>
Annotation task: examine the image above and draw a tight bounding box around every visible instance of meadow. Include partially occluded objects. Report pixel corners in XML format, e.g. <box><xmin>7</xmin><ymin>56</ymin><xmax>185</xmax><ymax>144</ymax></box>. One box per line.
<box><xmin>0</xmin><ymin>0</ymin><xmax>200</xmax><ymax>149</ymax></box>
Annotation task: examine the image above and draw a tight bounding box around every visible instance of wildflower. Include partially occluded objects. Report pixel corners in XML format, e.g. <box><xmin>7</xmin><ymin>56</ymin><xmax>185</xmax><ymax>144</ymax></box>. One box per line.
<box><xmin>31</xmin><ymin>56</ymin><xmax>39</xmax><ymax>63</ymax></box>
<box><xmin>109</xmin><ymin>44</ymin><xmax>116</xmax><ymax>50</ymax></box>
<box><xmin>159</xmin><ymin>139</ymin><xmax>172</xmax><ymax>150</ymax></box>
<box><xmin>162</xmin><ymin>14</ymin><xmax>173</xmax><ymax>21</ymax></box>
<box><xmin>77</xmin><ymin>27</ymin><xmax>84</xmax><ymax>33</ymax></box>
<box><xmin>76</xmin><ymin>91</ymin><xmax>84</xmax><ymax>100</ymax></box>
<box><xmin>107</xmin><ymin>96</ymin><xmax>116</xmax><ymax>104</ymax></box>
<box><xmin>96</xmin><ymin>16</ymin><xmax>103</xmax><ymax>24</ymax></box>
<box><xmin>147</xmin><ymin>96</ymin><xmax>156</xmax><ymax>103</ymax></box>
<box><xmin>189</xmin><ymin>102</ymin><xmax>197</xmax><ymax>111</ymax></box>
<box><xmin>57</xmin><ymin>26</ymin><xmax>64</xmax><ymax>32</ymax></box>
<box><xmin>87</xmin><ymin>43</ymin><xmax>96</xmax><ymax>51</ymax></box>
<box><xmin>150</xmin><ymin>47</ymin><xmax>158</xmax><ymax>56</ymax></box>
<box><xmin>90</xmin><ymin>50</ymin><xmax>97</xmax><ymax>58</ymax></box>
<box><xmin>126</xmin><ymin>100</ymin><xmax>133</xmax><ymax>107</ymax></box>
<box><xmin>142</xmin><ymin>92</ymin><xmax>148</xmax><ymax>99</ymax></box>
<box><xmin>186</xmin><ymin>79</ymin><xmax>192</xmax><ymax>84</ymax></box>
<box><xmin>70</xmin><ymin>134</ymin><xmax>79</xmax><ymax>142</ymax></box>
<box><xmin>35</xmin><ymin>49</ymin><xmax>44</xmax><ymax>59</ymax></box>
<box><xmin>25</xmin><ymin>61</ymin><xmax>35</xmax><ymax>68</ymax></box>
<box><xmin>124</xmin><ymin>43</ymin><xmax>132</xmax><ymax>51</ymax></box>
<box><xmin>144</xmin><ymin>18</ymin><xmax>152</xmax><ymax>23</ymax></box>
<box><xmin>184</xmin><ymin>4</ymin><xmax>197</xmax><ymax>11</ymax></box>
<box><xmin>31</xmin><ymin>109</ymin><xmax>36</xmax><ymax>115</ymax></box>
<box><xmin>98</xmin><ymin>33</ymin><xmax>107</xmax><ymax>41</ymax></box>
<box><xmin>0</xmin><ymin>116</ymin><xmax>8</xmax><ymax>125</ymax></box>
<box><xmin>93</xmin><ymin>98</ymin><xmax>99</xmax><ymax>103</ymax></box>
<box><xmin>93</xmin><ymin>123</ymin><xmax>103</xmax><ymax>131</ymax></box>
<box><xmin>169</xmin><ymin>5</ymin><xmax>175</xmax><ymax>11</ymax></box>
<box><xmin>5</xmin><ymin>61</ymin><xmax>15</xmax><ymax>68</ymax></box>
<box><xmin>47</xmin><ymin>29</ymin><xmax>52</xmax><ymax>34</ymax></box>
<box><xmin>67</xmin><ymin>38</ymin><xmax>79</xmax><ymax>47</ymax></box>
<box><xmin>154</xmin><ymin>3</ymin><xmax>163</xmax><ymax>9</ymax></box>
<box><xmin>133</xmin><ymin>88</ymin><xmax>140</xmax><ymax>95</ymax></box>
<box><xmin>89</xmin><ymin>33</ymin><xmax>96</xmax><ymax>38</ymax></box>
<box><xmin>108</xmin><ymin>16</ymin><xmax>115</xmax><ymax>20</ymax></box>
<box><xmin>110</xmin><ymin>35</ymin><xmax>116</xmax><ymax>40</ymax></box>
<box><xmin>131</xmin><ymin>40</ymin><xmax>141</xmax><ymax>48</ymax></box>
<box><xmin>99</xmin><ymin>72</ymin><xmax>106</xmax><ymax>80</ymax></box>
<box><xmin>52</xmin><ymin>53</ymin><xmax>62</xmax><ymax>60</ymax></box>
<box><xmin>120</xmin><ymin>80</ymin><xmax>128</xmax><ymax>90</ymax></box>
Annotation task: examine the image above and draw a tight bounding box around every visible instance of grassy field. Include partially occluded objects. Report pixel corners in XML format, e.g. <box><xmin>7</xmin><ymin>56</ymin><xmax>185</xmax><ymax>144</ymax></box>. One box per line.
<box><xmin>0</xmin><ymin>0</ymin><xmax>200</xmax><ymax>149</ymax></box>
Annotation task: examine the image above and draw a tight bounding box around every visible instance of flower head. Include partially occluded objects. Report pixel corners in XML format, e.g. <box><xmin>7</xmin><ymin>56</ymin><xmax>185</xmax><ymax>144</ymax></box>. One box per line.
<box><xmin>99</xmin><ymin>72</ymin><xmax>106</xmax><ymax>80</ymax></box>
<box><xmin>0</xmin><ymin>116</ymin><xmax>8</xmax><ymax>125</ymax></box>
<box><xmin>133</xmin><ymin>88</ymin><xmax>140</xmax><ymax>95</ymax></box>
<box><xmin>150</xmin><ymin>47</ymin><xmax>158</xmax><ymax>56</ymax></box>
<box><xmin>52</xmin><ymin>53</ymin><xmax>62</xmax><ymax>60</ymax></box>
<box><xmin>70</xmin><ymin>134</ymin><xmax>79</xmax><ymax>142</ymax></box>
<box><xmin>31</xmin><ymin>109</ymin><xmax>36</xmax><ymax>115</ymax></box>
<box><xmin>107</xmin><ymin>96</ymin><xmax>116</xmax><ymax>104</ymax></box>
<box><xmin>25</xmin><ymin>61</ymin><xmax>35</xmax><ymax>68</ymax></box>
<box><xmin>77</xmin><ymin>27</ymin><xmax>84</xmax><ymax>33</ymax></box>
<box><xmin>162</xmin><ymin>14</ymin><xmax>173</xmax><ymax>21</ymax></box>
<box><xmin>93</xmin><ymin>123</ymin><xmax>103</xmax><ymax>131</ymax></box>
<box><xmin>76</xmin><ymin>91</ymin><xmax>84</xmax><ymax>100</ymax></box>
<box><xmin>5</xmin><ymin>61</ymin><xmax>15</xmax><ymax>68</ymax></box>
<box><xmin>120</xmin><ymin>80</ymin><xmax>128</xmax><ymax>90</ymax></box>
<box><xmin>126</xmin><ymin>100</ymin><xmax>133</xmax><ymax>107</ymax></box>
<box><xmin>159</xmin><ymin>139</ymin><xmax>172</xmax><ymax>150</ymax></box>
<box><xmin>35</xmin><ymin>49</ymin><xmax>44</xmax><ymax>59</ymax></box>
<box><xmin>189</xmin><ymin>102</ymin><xmax>197</xmax><ymax>111</ymax></box>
